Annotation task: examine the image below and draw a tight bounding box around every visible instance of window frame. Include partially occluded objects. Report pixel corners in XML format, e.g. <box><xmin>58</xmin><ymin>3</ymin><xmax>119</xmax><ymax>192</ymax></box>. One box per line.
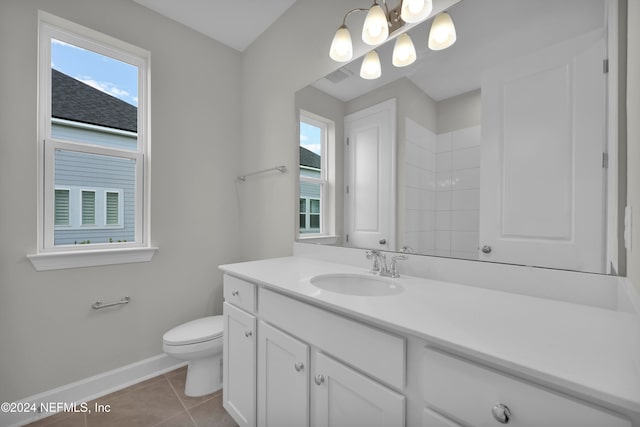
<box><xmin>299</xmin><ymin>112</ymin><xmax>328</xmax><ymax>237</ymax></box>
<box><xmin>29</xmin><ymin>11</ymin><xmax>155</xmax><ymax>271</ymax></box>
<box><xmin>298</xmin><ymin>109</ymin><xmax>339</xmax><ymax>244</ymax></box>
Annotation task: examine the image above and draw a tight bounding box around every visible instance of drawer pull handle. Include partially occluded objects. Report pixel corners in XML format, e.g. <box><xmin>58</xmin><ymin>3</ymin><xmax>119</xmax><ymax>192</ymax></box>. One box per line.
<box><xmin>294</xmin><ymin>362</ymin><xmax>304</xmax><ymax>372</ymax></box>
<box><xmin>314</xmin><ymin>374</ymin><xmax>325</xmax><ymax>386</ymax></box>
<box><xmin>232</xmin><ymin>290</ymin><xmax>239</xmax><ymax>296</ymax></box>
<box><xmin>492</xmin><ymin>403</ymin><xmax>511</xmax><ymax>424</ymax></box>
<box><xmin>245</xmin><ymin>331</ymin><xmax>252</xmax><ymax>338</ymax></box>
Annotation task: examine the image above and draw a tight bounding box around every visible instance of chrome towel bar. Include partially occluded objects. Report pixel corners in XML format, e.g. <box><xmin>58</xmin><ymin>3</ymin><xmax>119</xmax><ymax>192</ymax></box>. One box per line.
<box><xmin>238</xmin><ymin>165</ymin><xmax>287</xmax><ymax>182</ymax></box>
<box><xmin>92</xmin><ymin>296</ymin><xmax>130</xmax><ymax>310</ymax></box>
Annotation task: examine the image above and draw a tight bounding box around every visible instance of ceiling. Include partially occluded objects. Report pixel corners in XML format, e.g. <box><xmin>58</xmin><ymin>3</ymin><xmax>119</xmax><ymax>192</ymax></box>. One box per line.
<box><xmin>132</xmin><ymin>0</ymin><xmax>298</xmax><ymax>52</ymax></box>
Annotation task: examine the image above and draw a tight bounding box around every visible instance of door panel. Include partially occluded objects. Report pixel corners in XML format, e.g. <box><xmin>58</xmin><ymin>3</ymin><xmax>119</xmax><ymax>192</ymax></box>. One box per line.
<box><xmin>480</xmin><ymin>30</ymin><xmax>606</xmax><ymax>272</ymax></box>
<box><xmin>311</xmin><ymin>352</ymin><xmax>404</xmax><ymax>427</ymax></box>
<box><xmin>344</xmin><ymin>98</ymin><xmax>396</xmax><ymax>250</ymax></box>
<box><xmin>258</xmin><ymin>321</ymin><xmax>309</xmax><ymax>427</ymax></box>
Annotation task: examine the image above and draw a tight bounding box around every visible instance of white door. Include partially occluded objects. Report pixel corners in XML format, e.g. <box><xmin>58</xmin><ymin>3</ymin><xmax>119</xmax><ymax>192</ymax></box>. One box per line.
<box><xmin>311</xmin><ymin>352</ymin><xmax>405</xmax><ymax>427</ymax></box>
<box><xmin>258</xmin><ymin>321</ymin><xmax>309</xmax><ymax>427</ymax></box>
<box><xmin>344</xmin><ymin>98</ymin><xmax>396</xmax><ymax>250</ymax></box>
<box><xmin>223</xmin><ymin>302</ymin><xmax>256</xmax><ymax>427</ymax></box>
<box><xmin>480</xmin><ymin>30</ymin><xmax>606</xmax><ymax>272</ymax></box>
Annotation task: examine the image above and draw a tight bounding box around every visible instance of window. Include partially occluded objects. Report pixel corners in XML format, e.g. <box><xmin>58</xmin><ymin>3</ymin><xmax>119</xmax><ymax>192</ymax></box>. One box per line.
<box><xmin>299</xmin><ymin>111</ymin><xmax>332</xmax><ymax>237</ymax></box>
<box><xmin>81</xmin><ymin>190</ymin><xmax>96</xmax><ymax>225</ymax></box>
<box><xmin>106</xmin><ymin>192</ymin><xmax>119</xmax><ymax>225</ymax></box>
<box><xmin>30</xmin><ymin>12</ymin><xmax>154</xmax><ymax>270</ymax></box>
<box><xmin>54</xmin><ymin>189</ymin><xmax>69</xmax><ymax>226</ymax></box>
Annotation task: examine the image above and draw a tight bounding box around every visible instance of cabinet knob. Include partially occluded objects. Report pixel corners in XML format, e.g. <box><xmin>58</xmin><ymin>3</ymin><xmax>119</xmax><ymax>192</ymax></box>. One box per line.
<box><xmin>491</xmin><ymin>403</ymin><xmax>511</xmax><ymax>424</ymax></box>
<box><xmin>294</xmin><ymin>362</ymin><xmax>304</xmax><ymax>372</ymax></box>
<box><xmin>481</xmin><ymin>245</ymin><xmax>492</xmax><ymax>254</ymax></box>
<box><xmin>379</xmin><ymin>239</ymin><xmax>387</xmax><ymax>245</ymax></box>
<box><xmin>244</xmin><ymin>331</ymin><xmax>252</xmax><ymax>338</ymax></box>
<box><xmin>232</xmin><ymin>290</ymin><xmax>239</xmax><ymax>296</ymax></box>
<box><xmin>314</xmin><ymin>374</ymin><xmax>325</xmax><ymax>386</ymax></box>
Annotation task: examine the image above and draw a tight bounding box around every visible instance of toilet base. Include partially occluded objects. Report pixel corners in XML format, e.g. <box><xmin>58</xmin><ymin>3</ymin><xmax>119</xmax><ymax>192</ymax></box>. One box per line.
<box><xmin>185</xmin><ymin>355</ymin><xmax>222</xmax><ymax>397</ymax></box>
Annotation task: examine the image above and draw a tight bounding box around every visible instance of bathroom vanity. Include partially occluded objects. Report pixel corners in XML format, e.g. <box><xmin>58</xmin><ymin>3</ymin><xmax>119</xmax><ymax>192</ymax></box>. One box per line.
<box><xmin>220</xmin><ymin>256</ymin><xmax>640</xmax><ymax>427</ymax></box>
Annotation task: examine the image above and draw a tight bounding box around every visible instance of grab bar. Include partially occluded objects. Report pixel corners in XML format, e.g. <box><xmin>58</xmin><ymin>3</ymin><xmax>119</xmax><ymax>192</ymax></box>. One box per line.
<box><xmin>92</xmin><ymin>296</ymin><xmax>130</xmax><ymax>310</ymax></box>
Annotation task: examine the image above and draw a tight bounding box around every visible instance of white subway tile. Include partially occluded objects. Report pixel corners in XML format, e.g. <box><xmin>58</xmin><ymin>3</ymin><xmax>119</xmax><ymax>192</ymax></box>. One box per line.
<box><xmin>452</xmin><ymin>125</ymin><xmax>481</xmax><ymax>150</ymax></box>
<box><xmin>435</xmin><ymin>211</ymin><xmax>451</xmax><ymax>231</ymax></box>
<box><xmin>435</xmin><ymin>191</ymin><xmax>451</xmax><ymax>211</ymax></box>
<box><xmin>452</xmin><ymin>231</ymin><xmax>480</xmax><ymax>252</ymax></box>
<box><xmin>451</xmin><ymin>210</ymin><xmax>480</xmax><ymax>232</ymax></box>
<box><xmin>451</xmin><ymin>189</ymin><xmax>480</xmax><ymax>211</ymax></box>
<box><xmin>452</xmin><ymin>146</ymin><xmax>481</xmax><ymax>170</ymax></box>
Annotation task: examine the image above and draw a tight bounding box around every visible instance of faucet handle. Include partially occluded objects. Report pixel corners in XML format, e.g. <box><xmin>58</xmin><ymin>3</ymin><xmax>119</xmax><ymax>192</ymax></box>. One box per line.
<box><xmin>365</xmin><ymin>250</ymin><xmax>379</xmax><ymax>260</ymax></box>
<box><xmin>389</xmin><ymin>255</ymin><xmax>408</xmax><ymax>278</ymax></box>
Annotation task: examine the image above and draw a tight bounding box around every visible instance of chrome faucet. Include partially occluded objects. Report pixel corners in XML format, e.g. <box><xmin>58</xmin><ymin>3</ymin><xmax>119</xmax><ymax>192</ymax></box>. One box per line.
<box><xmin>365</xmin><ymin>250</ymin><xmax>387</xmax><ymax>275</ymax></box>
<box><xmin>366</xmin><ymin>251</ymin><xmax>407</xmax><ymax>278</ymax></box>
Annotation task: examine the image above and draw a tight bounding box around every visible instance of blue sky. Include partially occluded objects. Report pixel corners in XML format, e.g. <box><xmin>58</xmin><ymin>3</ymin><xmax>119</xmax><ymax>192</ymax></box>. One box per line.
<box><xmin>52</xmin><ymin>38</ymin><xmax>138</xmax><ymax>106</ymax></box>
<box><xmin>300</xmin><ymin>121</ymin><xmax>322</xmax><ymax>156</ymax></box>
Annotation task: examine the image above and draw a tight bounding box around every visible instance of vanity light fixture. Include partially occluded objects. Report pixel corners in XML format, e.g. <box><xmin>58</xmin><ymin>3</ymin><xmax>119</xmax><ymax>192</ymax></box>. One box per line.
<box><xmin>360</xmin><ymin>50</ymin><xmax>382</xmax><ymax>79</ymax></box>
<box><xmin>329</xmin><ymin>1</ymin><xmax>456</xmax><ymax>79</ymax></box>
<box><xmin>428</xmin><ymin>11</ymin><xmax>457</xmax><ymax>50</ymax></box>
<box><xmin>392</xmin><ymin>33</ymin><xmax>417</xmax><ymax>67</ymax></box>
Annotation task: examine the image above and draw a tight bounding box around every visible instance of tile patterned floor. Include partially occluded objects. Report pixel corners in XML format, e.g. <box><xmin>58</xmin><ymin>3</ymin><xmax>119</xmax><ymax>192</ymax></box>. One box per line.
<box><xmin>25</xmin><ymin>367</ymin><xmax>238</xmax><ymax>427</ymax></box>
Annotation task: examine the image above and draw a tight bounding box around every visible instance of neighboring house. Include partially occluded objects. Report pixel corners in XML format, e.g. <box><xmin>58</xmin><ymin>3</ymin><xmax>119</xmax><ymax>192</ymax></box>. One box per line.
<box><xmin>51</xmin><ymin>69</ymin><xmax>137</xmax><ymax>245</ymax></box>
<box><xmin>299</xmin><ymin>146</ymin><xmax>321</xmax><ymax>233</ymax></box>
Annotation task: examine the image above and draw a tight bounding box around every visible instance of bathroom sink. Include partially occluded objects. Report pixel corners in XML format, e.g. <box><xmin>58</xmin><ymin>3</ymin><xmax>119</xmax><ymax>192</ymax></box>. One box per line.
<box><xmin>310</xmin><ymin>273</ymin><xmax>403</xmax><ymax>296</ymax></box>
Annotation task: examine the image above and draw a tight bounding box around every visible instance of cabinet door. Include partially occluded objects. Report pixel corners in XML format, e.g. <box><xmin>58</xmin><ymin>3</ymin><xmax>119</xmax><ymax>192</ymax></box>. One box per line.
<box><xmin>258</xmin><ymin>321</ymin><xmax>309</xmax><ymax>427</ymax></box>
<box><xmin>223</xmin><ymin>302</ymin><xmax>256</xmax><ymax>427</ymax></box>
<box><xmin>311</xmin><ymin>352</ymin><xmax>404</xmax><ymax>427</ymax></box>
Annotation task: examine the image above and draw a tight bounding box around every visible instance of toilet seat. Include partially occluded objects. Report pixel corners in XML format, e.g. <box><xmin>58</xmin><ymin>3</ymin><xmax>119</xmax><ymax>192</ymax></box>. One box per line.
<box><xmin>163</xmin><ymin>315</ymin><xmax>223</xmax><ymax>346</ymax></box>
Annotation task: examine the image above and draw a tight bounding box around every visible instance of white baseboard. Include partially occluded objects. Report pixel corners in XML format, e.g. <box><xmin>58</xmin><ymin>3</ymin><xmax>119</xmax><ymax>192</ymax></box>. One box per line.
<box><xmin>1</xmin><ymin>354</ymin><xmax>185</xmax><ymax>427</ymax></box>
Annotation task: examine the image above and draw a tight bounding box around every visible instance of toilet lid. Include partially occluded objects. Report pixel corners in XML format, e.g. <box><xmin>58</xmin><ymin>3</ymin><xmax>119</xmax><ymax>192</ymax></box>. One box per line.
<box><xmin>163</xmin><ymin>315</ymin><xmax>223</xmax><ymax>346</ymax></box>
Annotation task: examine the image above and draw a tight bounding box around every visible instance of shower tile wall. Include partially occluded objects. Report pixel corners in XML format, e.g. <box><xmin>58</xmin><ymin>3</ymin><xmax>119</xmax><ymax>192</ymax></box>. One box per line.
<box><xmin>435</xmin><ymin>126</ymin><xmax>481</xmax><ymax>260</ymax></box>
<box><xmin>404</xmin><ymin>118</ymin><xmax>436</xmax><ymax>254</ymax></box>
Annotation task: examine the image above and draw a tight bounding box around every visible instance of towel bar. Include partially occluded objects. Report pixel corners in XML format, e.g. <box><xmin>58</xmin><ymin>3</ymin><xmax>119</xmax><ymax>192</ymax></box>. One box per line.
<box><xmin>92</xmin><ymin>296</ymin><xmax>130</xmax><ymax>310</ymax></box>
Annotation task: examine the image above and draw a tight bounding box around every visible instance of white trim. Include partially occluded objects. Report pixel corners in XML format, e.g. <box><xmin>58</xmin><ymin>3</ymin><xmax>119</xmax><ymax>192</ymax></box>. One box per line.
<box><xmin>28</xmin><ymin>247</ymin><xmax>158</xmax><ymax>271</ymax></box>
<box><xmin>0</xmin><ymin>353</ymin><xmax>184</xmax><ymax>427</ymax></box>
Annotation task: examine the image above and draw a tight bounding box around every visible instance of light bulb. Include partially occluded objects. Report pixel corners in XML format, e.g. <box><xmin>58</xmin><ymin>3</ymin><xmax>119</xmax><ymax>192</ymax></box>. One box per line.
<box><xmin>360</xmin><ymin>50</ymin><xmax>381</xmax><ymax>79</ymax></box>
<box><xmin>329</xmin><ymin>25</ymin><xmax>353</xmax><ymax>62</ymax></box>
<box><xmin>362</xmin><ymin>4</ymin><xmax>389</xmax><ymax>45</ymax></box>
<box><xmin>400</xmin><ymin>0</ymin><xmax>433</xmax><ymax>23</ymax></box>
<box><xmin>428</xmin><ymin>12</ymin><xmax>456</xmax><ymax>50</ymax></box>
<box><xmin>392</xmin><ymin>33</ymin><xmax>416</xmax><ymax>67</ymax></box>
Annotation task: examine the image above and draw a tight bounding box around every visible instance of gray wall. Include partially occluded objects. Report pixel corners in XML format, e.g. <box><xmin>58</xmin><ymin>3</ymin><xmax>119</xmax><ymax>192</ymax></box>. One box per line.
<box><xmin>0</xmin><ymin>0</ymin><xmax>242</xmax><ymax>402</ymax></box>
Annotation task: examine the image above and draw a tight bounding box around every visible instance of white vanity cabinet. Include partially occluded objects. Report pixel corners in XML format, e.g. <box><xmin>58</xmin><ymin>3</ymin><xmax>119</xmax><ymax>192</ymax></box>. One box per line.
<box><xmin>223</xmin><ymin>274</ymin><xmax>406</xmax><ymax>427</ymax></box>
<box><xmin>223</xmin><ymin>275</ymin><xmax>257</xmax><ymax>427</ymax></box>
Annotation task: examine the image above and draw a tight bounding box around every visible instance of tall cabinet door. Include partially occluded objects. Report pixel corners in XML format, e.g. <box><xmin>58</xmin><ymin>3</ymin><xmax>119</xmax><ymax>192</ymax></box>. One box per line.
<box><xmin>258</xmin><ymin>321</ymin><xmax>310</xmax><ymax>427</ymax></box>
<box><xmin>311</xmin><ymin>352</ymin><xmax>404</xmax><ymax>427</ymax></box>
<box><xmin>223</xmin><ymin>302</ymin><xmax>256</xmax><ymax>427</ymax></box>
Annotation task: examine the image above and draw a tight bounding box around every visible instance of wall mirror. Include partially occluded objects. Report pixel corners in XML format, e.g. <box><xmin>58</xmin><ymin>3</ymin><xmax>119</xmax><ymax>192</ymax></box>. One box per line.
<box><xmin>296</xmin><ymin>0</ymin><xmax>626</xmax><ymax>275</ymax></box>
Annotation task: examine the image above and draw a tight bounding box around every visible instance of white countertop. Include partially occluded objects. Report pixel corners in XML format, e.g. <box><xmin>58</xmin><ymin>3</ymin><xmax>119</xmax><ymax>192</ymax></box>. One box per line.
<box><xmin>219</xmin><ymin>256</ymin><xmax>640</xmax><ymax>414</ymax></box>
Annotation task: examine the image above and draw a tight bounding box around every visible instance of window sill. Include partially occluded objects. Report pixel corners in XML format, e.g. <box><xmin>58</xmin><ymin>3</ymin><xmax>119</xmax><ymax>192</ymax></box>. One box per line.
<box><xmin>298</xmin><ymin>235</ymin><xmax>340</xmax><ymax>245</ymax></box>
<box><xmin>27</xmin><ymin>247</ymin><xmax>158</xmax><ymax>271</ymax></box>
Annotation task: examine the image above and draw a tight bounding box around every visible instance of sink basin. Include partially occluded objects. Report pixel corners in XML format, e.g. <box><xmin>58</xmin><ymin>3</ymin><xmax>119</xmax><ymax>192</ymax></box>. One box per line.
<box><xmin>310</xmin><ymin>273</ymin><xmax>403</xmax><ymax>296</ymax></box>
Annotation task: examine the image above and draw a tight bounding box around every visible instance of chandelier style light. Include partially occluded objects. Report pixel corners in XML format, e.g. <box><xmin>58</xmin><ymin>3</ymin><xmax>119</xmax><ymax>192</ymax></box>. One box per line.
<box><xmin>329</xmin><ymin>0</ymin><xmax>457</xmax><ymax>79</ymax></box>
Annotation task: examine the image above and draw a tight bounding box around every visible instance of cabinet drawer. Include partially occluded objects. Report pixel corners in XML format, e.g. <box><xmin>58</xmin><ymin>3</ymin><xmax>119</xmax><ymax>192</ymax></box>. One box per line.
<box><xmin>224</xmin><ymin>274</ymin><xmax>256</xmax><ymax>313</ymax></box>
<box><xmin>259</xmin><ymin>288</ymin><xmax>405</xmax><ymax>390</ymax></box>
<box><xmin>420</xmin><ymin>347</ymin><xmax>631</xmax><ymax>427</ymax></box>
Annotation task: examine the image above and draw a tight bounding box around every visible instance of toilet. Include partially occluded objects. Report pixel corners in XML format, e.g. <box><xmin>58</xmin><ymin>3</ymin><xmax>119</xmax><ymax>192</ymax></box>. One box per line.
<box><xmin>162</xmin><ymin>315</ymin><xmax>223</xmax><ymax>397</ymax></box>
